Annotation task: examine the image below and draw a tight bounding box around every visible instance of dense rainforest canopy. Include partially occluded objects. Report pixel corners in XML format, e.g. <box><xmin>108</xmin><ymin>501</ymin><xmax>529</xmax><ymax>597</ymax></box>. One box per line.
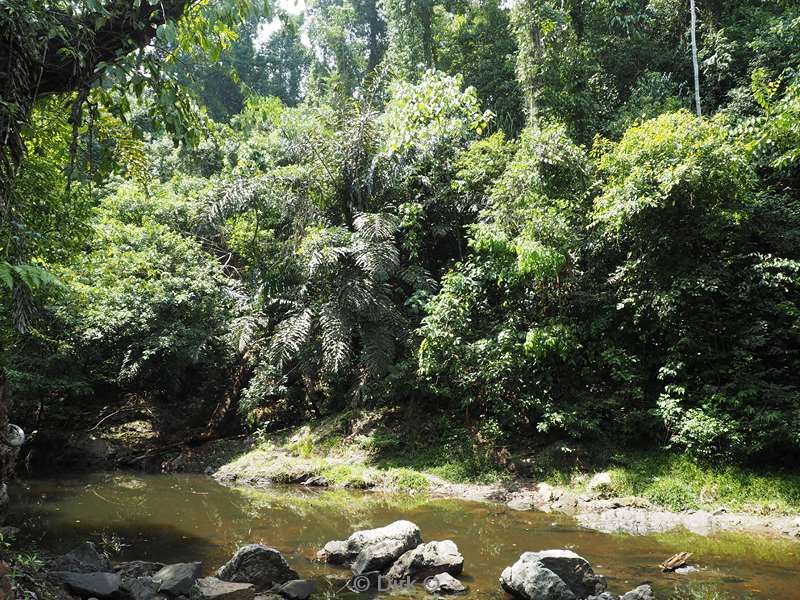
<box><xmin>1</xmin><ymin>0</ymin><xmax>799</xmax><ymax>482</ymax></box>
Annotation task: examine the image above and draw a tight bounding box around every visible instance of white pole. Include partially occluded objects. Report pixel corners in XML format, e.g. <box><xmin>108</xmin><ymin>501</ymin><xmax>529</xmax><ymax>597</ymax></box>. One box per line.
<box><xmin>690</xmin><ymin>0</ymin><xmax>701</xmax><ymax>116</ymax></box>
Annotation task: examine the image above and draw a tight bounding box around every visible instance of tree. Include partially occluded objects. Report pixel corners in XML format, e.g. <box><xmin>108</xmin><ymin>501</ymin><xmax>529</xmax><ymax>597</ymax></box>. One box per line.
<box><xmin>690</xmin><ymin>0</ymin><xmax>702</xmax><ymax>115</ymax></box>
<box><xmin>0</xmin><ymin>0</ymin><xmax>266</xmax><ymax>515</ymax></box>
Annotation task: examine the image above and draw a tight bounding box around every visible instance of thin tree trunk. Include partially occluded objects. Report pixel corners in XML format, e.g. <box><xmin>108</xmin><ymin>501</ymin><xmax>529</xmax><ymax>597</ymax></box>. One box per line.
<box><xmin>690</xmin><ymin>0</ymin><xmax>702</xmax><ymax>116</ymax></box>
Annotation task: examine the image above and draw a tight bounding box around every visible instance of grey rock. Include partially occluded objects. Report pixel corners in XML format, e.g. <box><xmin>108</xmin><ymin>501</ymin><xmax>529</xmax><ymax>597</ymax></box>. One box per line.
<box><xmin>387</xmin><ymin>540</ymin><xmax>464</xmax><ymax>580</ymax></box>
<box><xmin>190</xmin><ymin>577</ymin><xmax>255</xmax><ymax>600</ymax></box>
<box><xmin>323</xmin><ymin>520</ymin><xmax>422</xmax><ymax>568</ymax></box>
<box><xmin>620</xmin><ymin>584</ymin><xmax>655</xmax><ymax>600</ymax></box>
<box><xmin>51</xmin><ymin>571</ymin><xmax>121</xmax><ymax>598</ymax></box>
<box><xmin>51</xmin><ymin>542</ymin><xmax>113</xmax><ymax>574</ymax></box>
<box><xmin>587</xmin><ymin>473</ymin><xmax>613</xmax><ymax>494</ymax></box>
<box><xmin>216</xmin><ymin>545</ymin><xmax>298</xmax><ymax>590</ymax></box>
<box><xmin>586</xmin><ymin>594</ymin><xmax>617</xmax><ymax>600</ymax></box>
<box><xmin>275</xmin><ymin>579</ymin><xmax>317</xmax><ymax>600</ymax></box>
<box><xmin>347</xmin><ymin>520</ymin><xmax>422</xmax><ymax>560</ymax></box>
<box><xmin>351</xmin><ymin>539</ymin><xmax>407</xmax><ymax>575</ymax></box>
<box><xmin>153</xmin><ymin>562</ymin><xmax>203</xmax><ymax>596</ymax></box>
<box><xmin>531</xmin><ymin>550</ymin><xmax>606</xmax><ymax>598</ymax></box>
<box><xmin>554</xmin><ymin>492</ymin><xmax>578</xmax><ymax>516</ymax></box>
<box><xmin>577</xmin><ymin>509</ymin><xmax>683</xmax><ymax>536</ymax></box>
<box><xmin>683</xmin><ymin>511</ymin><xmax>714</xmax><ymax>535</ymax></box>
<box><xmin>500</xmin><ymin>551</ymin><xmax>607</xmax><ymax>600</ymax></box>
<box><xmin>424</xmin><ymin>573</ymin><xmax>466</xmax><ymax>595</ymax></box>
<box><xmin>123</xmin><ymin>576</ymin><xmax>160</xmax><ymax>600</ymax></box>
<box><xmin>507</xmin><ymin>498</ymin><xmax>535</xmax><ymax>511</ymax></box>
<box><xmin>500</xmin><ymin>560</ymin><xmax>575</xmax><ymax>600</ymax></box>
<box><xmin>316</xmin><ymin>541</ymin><xmax>348</xmax><ymax>564</ymax></box>
<box><xmin>116</xmin><ymin>561</ymin><xmax>166</xmax><ymax>579</ymax></box>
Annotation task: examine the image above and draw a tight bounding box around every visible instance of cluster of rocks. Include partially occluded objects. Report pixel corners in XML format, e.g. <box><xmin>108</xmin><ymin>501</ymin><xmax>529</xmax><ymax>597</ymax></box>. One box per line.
<box><xmin>318</xmin><ymin>521</ymin><xmax>656</xmax><ymax>600</ymax></box>
<box><xmin>47</xmin><ymin>541</ymin><xmax>315</xmax><ymax>600</ymax></box>
<box><xmin>318</xmin><ymin>520</ymin><xmax>467</xmax><ymax>594</ymax></box>
<box><xmin>48</xmin><ymin>524</ymin><xmax>657</xmax><ymax>600</ymax></box>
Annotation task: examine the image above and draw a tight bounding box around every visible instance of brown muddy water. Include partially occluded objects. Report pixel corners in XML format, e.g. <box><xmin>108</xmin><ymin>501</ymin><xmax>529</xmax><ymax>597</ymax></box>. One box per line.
<box><xmin>9</xmin><ymin>473</ymin><xmax>800</xmax><ymax>600</ymax></box>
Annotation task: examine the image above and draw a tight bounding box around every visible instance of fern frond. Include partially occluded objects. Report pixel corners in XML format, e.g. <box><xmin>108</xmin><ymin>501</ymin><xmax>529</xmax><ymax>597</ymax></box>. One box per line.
<box><xmin>353</xmin><ymin>212</ymin><xmax>399</xmax><ymax>242</ymax></box>
<box><xmin>271</xmin><ymin>307</ymin><xmax>315</xmax><ymax>364</ymax></box>
<box><xmin>319</xmin><ymin>301</ymin><xmax>352</xmax><ymax>374</ymax></box>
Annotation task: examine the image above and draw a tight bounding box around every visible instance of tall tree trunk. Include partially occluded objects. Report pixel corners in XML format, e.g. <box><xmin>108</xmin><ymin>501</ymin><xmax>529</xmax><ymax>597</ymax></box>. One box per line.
<box><xmin>365</xmin><ymin>0</ymin><xmax>386</xmax><ymax>73</ymax></box>
<box><xmin>690</xmin><ymin>0</ymin><xmax>702</xmax><ymax>116</ymax></box>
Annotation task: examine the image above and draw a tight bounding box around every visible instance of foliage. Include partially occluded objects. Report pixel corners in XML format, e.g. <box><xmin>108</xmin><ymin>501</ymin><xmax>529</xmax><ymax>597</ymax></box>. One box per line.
<box><xmin>4</xmin><ymin>0</ymin><xmax>800</xmax><ymax>482</ymax></box>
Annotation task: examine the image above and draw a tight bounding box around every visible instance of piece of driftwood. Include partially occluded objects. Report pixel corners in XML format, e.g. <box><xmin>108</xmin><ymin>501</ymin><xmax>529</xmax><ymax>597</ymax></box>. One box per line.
<box><xmin>660</xmin><ymin>552</ymin><xmax>692</xmax><ymax>572</ymax></box>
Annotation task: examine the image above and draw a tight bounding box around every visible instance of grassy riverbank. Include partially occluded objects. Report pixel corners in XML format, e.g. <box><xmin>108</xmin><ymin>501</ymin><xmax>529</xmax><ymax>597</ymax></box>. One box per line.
<box><xmin>206</xmin><ymin>412</ymin><xmax>800</xmax><ymax>518</ymax></box>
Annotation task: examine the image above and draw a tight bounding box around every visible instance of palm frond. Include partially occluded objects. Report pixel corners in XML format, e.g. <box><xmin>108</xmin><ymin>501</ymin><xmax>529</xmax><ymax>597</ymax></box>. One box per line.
<box><xmin>319</xmin><ymin>301</ymin><xmax>352</xmax><ymax>374</ymax></box>
<box><xmin>271</xmin><ymin>307</ymin><xmax>315</xmax><ymax>364</ymax></box>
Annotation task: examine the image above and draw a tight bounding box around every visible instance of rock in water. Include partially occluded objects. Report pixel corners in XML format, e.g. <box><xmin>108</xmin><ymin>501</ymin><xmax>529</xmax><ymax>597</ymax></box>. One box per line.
<box><xmin>500</xmin><ymin>560</ymin><xmax>575</xmax><ymax>600</ymax></box>
<box><xmin>532</xmin><ymin>551</ymin><xmax>606</xmax><ymax>598</ymax></box>
<box><xmin>216</xmin><ymin>545</ymin><xmax>298</xmax><ymax>590</ymax></box>
<box><xmin>620</xmin><ymin>584</ymin><xmax>655</xmax><ymax>600</ymax></box>
<box><xmin>154</xmin><ymin>562</ymin><xmax>203</xmax><ymax>596</ymax></box>
<box><xmin>316</xmin><ymin>541</ymin><xmax>348</xmax><ymax>564</ymax></box>
<box><xmin>51</xmin><ymin>571</ymin><xmax>121</xmax><ymax>598</ymax></box>
<box><xmin>51</xmin><ymin>542</ymin><xmax>113</xmax><ymax>573</ymax></box>
<box><xmin>275</xmin><ymin>579</ymin><xmax>317</xmax><ymax>600</ymax></box>
<box><xmin>424</xmin><ymin>573</ymin><xmax>467</xmax><ymax>595</ymax></box>
<box><xmin>351</xmin><ymin>539</ymin><xmax>408</xmax><ymax>575</ymax></box>
<box><xmin>500</xmin><ymin>551</ymin><xmax>607</xmax><ymax>600</ymax></box>
<box><xmin>191</xmin><ymin>577</ymin><xmax>255</xmax><ymax>600</ymax></box>
<box><xmin>387</xmin><ymin>540</ymin><xmax>464</xmax><ymax>580</ymax></box>
<box><xmin>320</xmin><ymin>520</ymin><xmax>422</xmax><ymax>568</ymax></box>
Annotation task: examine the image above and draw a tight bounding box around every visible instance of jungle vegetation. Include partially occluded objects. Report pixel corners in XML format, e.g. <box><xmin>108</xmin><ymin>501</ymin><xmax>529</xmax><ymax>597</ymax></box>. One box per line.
<box><xmin>1</xmin><ymin>0</ymin><xmax>799</xmax><ymax>477</ymax></box>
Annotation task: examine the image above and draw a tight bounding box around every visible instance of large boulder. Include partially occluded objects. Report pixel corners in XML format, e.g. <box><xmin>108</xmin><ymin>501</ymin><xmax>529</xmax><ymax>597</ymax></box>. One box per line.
<box><xmin>500</xmin><ymin>560</ymin><xmax>575</xmax><ymax>600</ymax></box>
<box><xmin>620</xmin><ymin>585</ymin><xmax>655</xmax><ymax>600</ymax></box>
<box><xmin>216</xmin><ymin>545</ymin><xmax>298</xmax><ymax>590</ymax></box>
<box><xmin>351</xmin><ymin>539</ymin><xmax>408</xmax><ymax>575</ymax></box>
<box><xmin>191</xmin><ymin>577</ymin><xmax>256</xmax><ymax>600</ymax></box>
<box><xmin>153</xmin><ymin>562</ymin><xmax>203</xmax><ymax>596</ymax></box>
<box><xmin>51</xmin><ymin>542</ymin><xmax>113</xmax><ymax>574</ymax></box>
<box><xmin>387</xmin><ymin>541</ymin><xmax>464</xmax><ymax>580</ymax></box>
<box><xmin>532</xmin><ymin>551</ymin><xmax>606</xmax><ymax>598</ymax></box>
<box><xmin>51</xmin><ymin>571</ymin><xmax>121</xmax><ymax>598</ymax></box>
<box><xmin>320</xmin><ymin>521</ymin><xmax>422</xmax><ymax>568</ymax></box>
<box><xmin>500</xmin><ymin>551</ymin><xmax>607</xmax><ymax>600</ymax></box>
<box><xmin>424</xmin><ymin>573</ymin><xmax>467</xmax><ymax>595</ymax></box>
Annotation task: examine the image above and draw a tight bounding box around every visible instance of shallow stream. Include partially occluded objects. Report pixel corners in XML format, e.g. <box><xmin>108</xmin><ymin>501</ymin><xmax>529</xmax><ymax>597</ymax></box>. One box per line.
<box><xmin>9</xmin><ymin>473</ymin><xmax>800</xmax><ymax>599</ymax></box>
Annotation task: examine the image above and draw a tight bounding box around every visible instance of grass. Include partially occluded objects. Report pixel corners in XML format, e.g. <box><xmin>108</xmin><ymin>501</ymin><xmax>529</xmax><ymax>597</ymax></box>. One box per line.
<box><xmin>594</xmin><ymin>453</ymin><xmax>800</xmax><ymax>514</ymax></box>
<box><xmin>214</xmin><ymin>413</ymin><xmax>800</xmax><ymax>517</ymax></box>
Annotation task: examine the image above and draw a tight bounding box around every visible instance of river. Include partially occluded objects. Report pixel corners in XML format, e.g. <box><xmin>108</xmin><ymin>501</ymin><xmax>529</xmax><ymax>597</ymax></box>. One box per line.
<box><xmin>9</xmin><ymin>473</ymin><xmax>800</xmax><ymax>599</ymax></box>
